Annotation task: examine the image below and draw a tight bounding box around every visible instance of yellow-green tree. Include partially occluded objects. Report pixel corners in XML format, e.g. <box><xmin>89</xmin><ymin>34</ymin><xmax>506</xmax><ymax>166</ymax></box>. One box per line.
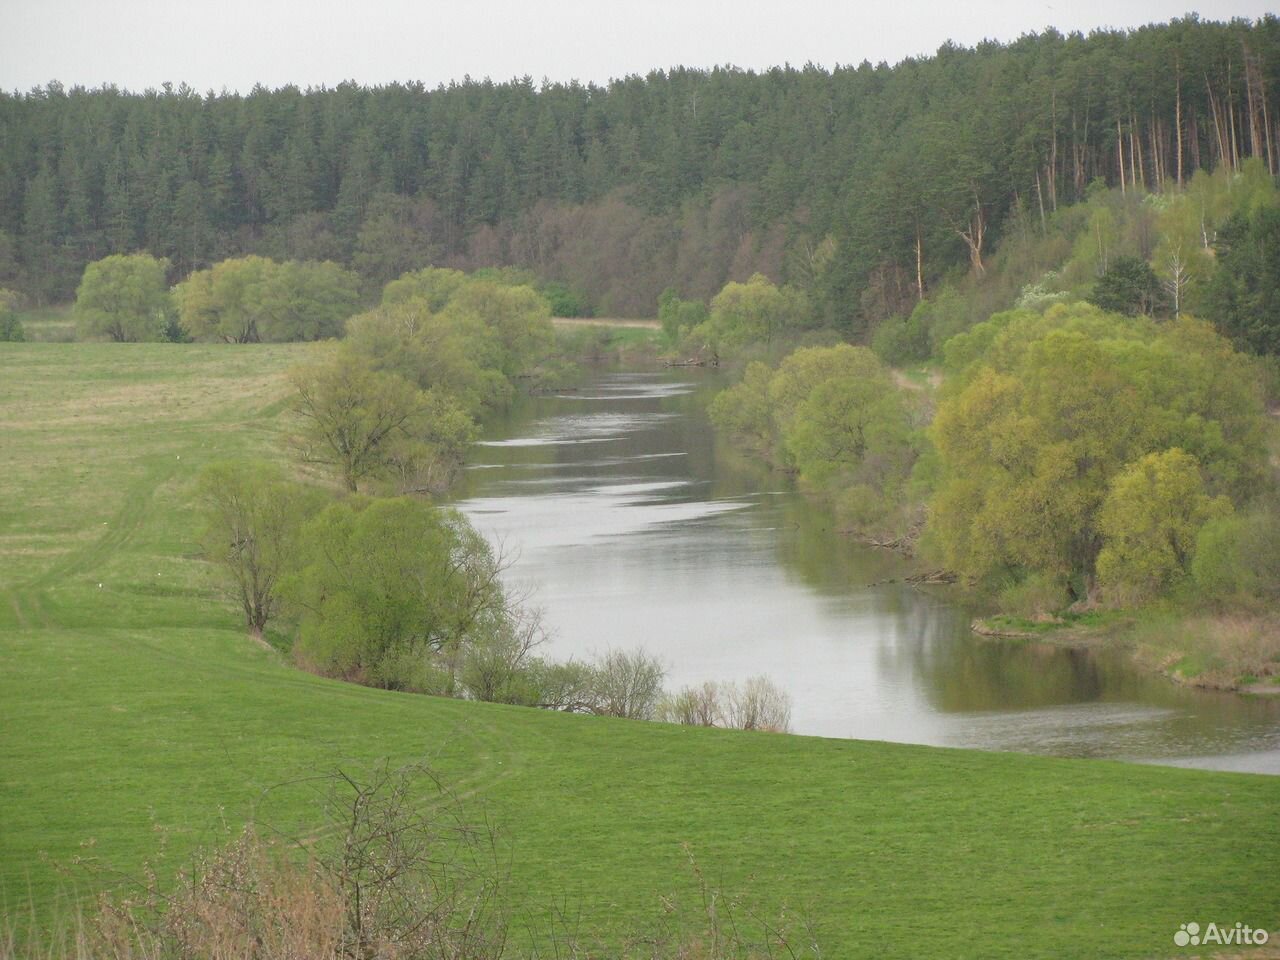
<box><xmin>1096</xmin><ymin>449</ymin><xmax>1231</xmax><ymax>604</ymax></box>
<box><xmin>175</xmin><ymin>256</ymin><xmax>359</xmax><ymax>343</ymax></box>
<box><xmin>927</xmin><ymin>303</ymin><xmax>1266</xmax><ymax>599</ymax></box>
<box><xmin>693</xmin><ymin>274</ymin><xmax>809</xmax><ymax>352</ymax></box>
<box><xmin>74</xmin><ymin>253</ymin><xmax>171</xmax><ymax>342</ymax></box>
<box><xmin>195</xmin><ymin>461</ymin><xmax>324</xmax><ymax>635</ymax></box>
<box><xmin>174</xmin><ymin>255</ymin><xmax>276</xmax><ymax>342</ymax></box>
<box><xmin>345</xmin><ymin>303</ymin><xmax>509</xmax><ymax>416</ymax></box>
<box><xmin>290</xmin><ymin>355</ymin><xmax>428</xmax><ymax>492</ymax></box>
<box><xmin>708</xmin><ymin>343</ymin><xmax>918</xmax><ymax>538</ymax></box>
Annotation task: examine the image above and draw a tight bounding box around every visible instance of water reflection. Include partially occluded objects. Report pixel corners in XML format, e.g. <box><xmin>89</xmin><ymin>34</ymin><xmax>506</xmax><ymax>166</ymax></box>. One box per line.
<box><xmin>455</xmin><ymin>369</ymin><xmax>1280</xmax><ymax>774</ymax></box>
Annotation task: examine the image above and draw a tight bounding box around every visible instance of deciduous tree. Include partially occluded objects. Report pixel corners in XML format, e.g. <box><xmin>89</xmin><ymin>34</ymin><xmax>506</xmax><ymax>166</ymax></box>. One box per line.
<box><xmin>290</xmin><ymin>355</ymin><xmax>428</xmax><ymax>492</ymax></box>
<box><xmin>195</xmin><ymin>460</ymin><xmax>322</xmax><ymax>635</ymax></box>
<box><xmin>73</xmin><ymin>253</ymin><xmax>171</xmax><ymax>342</ymax></box>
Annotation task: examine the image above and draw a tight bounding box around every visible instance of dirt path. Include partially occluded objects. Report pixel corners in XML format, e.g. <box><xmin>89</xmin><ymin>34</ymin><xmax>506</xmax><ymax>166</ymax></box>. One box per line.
<box><xmin>891</xmin><ymin>369</ymin><xmax>943</xmax><ymax>392</ymax></box>
<box><xmin>552</xmin><ymin>317</ymin><xmax>661</xmax><ymax>330</ymax></box>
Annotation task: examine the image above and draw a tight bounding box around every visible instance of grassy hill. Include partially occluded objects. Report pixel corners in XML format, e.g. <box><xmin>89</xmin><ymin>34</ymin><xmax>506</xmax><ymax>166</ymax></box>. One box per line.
<box><xmin>1</xmin><ymin>343</ymin><xmax>1278</xmax><ymax>957</ymax></box>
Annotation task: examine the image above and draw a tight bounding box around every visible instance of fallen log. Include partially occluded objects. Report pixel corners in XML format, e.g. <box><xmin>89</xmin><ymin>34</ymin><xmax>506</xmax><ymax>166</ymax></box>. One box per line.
<box><xmin>905</xmin><ymin>569</ymin><xmax>957</xmax><ymax>585</ymax></box>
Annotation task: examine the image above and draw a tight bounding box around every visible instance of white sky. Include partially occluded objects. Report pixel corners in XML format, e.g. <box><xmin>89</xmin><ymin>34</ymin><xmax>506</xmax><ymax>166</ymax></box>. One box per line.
<box><xmin>1</xmin><ymin>1</ymin><xmax>1274</xmax><ymax>94</ymax></box>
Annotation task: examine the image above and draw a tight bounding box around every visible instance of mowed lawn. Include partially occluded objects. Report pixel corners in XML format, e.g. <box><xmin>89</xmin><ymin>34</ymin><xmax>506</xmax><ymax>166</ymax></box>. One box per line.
<box><xmin>1</xmin><ymin>343</ymin><xmax>1278</xmax><ymax>958</ymax></box>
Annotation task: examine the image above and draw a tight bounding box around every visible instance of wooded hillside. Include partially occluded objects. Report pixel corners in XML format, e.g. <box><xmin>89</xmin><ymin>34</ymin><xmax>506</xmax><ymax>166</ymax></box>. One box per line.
<box><xmin>1</xmin><ymin>15</ymin><xmax>1277</xmax><ymax>321</ymax></box>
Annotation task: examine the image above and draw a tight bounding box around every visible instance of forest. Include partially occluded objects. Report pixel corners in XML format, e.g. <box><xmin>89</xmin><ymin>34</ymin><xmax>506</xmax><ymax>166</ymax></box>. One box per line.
<box><xmin>1</xmin><ymin>15</ymin><xmax>1278</xmax><ymax>325</ymax></box>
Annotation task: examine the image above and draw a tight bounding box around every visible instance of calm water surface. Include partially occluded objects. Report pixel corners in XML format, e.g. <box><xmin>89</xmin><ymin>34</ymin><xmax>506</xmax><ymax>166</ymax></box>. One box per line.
<box><xmin>455</xmin><ymin>368</ymin><xmax>1280</xmax><ymax>774</ymax></box>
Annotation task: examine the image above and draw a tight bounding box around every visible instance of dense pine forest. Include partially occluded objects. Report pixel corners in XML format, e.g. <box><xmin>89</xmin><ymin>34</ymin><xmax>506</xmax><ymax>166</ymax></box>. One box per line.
<box><xmin>2</xmin><ymin>15</ymin><xmax>1278</xmax><ymax>324</ymax></box>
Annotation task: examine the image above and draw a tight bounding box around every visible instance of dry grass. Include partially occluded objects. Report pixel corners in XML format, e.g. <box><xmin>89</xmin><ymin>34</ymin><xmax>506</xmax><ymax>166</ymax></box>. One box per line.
<box><xmin>1134</xmin><ymin>612</ymin><xmax>1280</xmax><ymax>689</ymax></box>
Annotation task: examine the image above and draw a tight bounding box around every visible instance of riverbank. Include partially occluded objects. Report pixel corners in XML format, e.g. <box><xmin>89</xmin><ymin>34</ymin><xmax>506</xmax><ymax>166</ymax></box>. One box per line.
<box><xmin>970</xmin><ymin>608</ymin><xmax>1280</xmax><ymax>694</ymax></box>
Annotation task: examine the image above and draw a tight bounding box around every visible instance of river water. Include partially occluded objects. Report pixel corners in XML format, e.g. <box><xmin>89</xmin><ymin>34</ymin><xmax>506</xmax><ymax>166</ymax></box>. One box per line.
<box><xmin>455</xmin><ymin>368</ymin><xmax>1280</xmax><ymax>774</ymax></box>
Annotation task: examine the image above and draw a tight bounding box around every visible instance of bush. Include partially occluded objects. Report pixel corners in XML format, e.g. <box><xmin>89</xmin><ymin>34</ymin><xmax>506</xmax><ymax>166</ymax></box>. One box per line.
<box><xmin>657</xmin><ymin>682</ymin><xmax>723</xmax><ymax>726</ymax></box>
<box><xmin>539</xmin><ymin>279</ymin><xmax>592</xmax><ymax>318</ymax></box>
<box><xmin>52</xmin><ymin>762</ymin><xmax>508</xmax><ymax>960</ymax></box>
<box><xmin>460</xmin><ymin>604</ymin><xmax>546</xmax><ymax>704</ymax></box>
<box><xmin>0</xmin><ymin>289</ymin><xmax>23</xmax><ymax>342</ymax></box>
<box><xmin>658</xmin><ymin>287</ymin><xmax>709</xmax><ymax>345</ymax></box>
<box><xmin>1192</xmin><ymin>506</ymin><xmax>1280</xmax><ymax>608</ymax></box>
<box><xmin>0</xmin><ymin>311</ymin><xmax>23</xmax><ymax>342</ymax></box>
<box><xmin>721</xmin><ymin>676</ymin><xmax>792</xmax><ymax>733</ymax></box>
<box><xmin>588</xmin><ymin>649</ymin><xmax>666</xmax><ymax>719</ymax></box>
<box><xmin>654</xmin><ymin>676</ymin><xmax>793</xmax><ymax>733</ymax></box>
<box><xmin>870</xmin><ymin>311</ymin><xmax>929</xmax><ymax>366</ymax></box>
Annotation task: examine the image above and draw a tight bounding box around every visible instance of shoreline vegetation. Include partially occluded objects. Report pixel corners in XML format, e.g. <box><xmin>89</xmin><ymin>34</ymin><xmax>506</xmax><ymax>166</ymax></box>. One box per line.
<box><xmin>684</xmin><ymin>171</ymin><xmax>1280</xmax><ymax>700</ymax></box>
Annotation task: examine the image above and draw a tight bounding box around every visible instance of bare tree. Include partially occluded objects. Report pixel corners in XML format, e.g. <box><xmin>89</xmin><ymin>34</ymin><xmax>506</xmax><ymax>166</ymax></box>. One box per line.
<box><xmin>588</xmin><ymin>649</ymin><xmax>666</xmax><ymax>720</ymax></box>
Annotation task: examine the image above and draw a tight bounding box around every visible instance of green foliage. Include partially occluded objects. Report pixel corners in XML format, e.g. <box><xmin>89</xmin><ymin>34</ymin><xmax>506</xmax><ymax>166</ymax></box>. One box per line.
<box><xmin>175</xmin><ymin>256</ymin><xmax>360</xmax><ymax>343</ymax></box>
<box><xmin>0</xmin><ymin>288</ymin><xmax>24</xmax><ymax>341</ymax></box>
<box><xmin>927</xmin><ymin>303</ymin><xmax>1267</xmax><ymax>595</ymax></box>
<box><xmin>73</xmin><ymin>253</ymin><xmax>171</xmax><ymax>342</ymax></box>
<box><xmin>174</xmin><ymin>256</ymin><xmax>274</xmax><ymax>343</ymax></box>
<box><xmin>1204</xmin><ymin>202</ymin><xmax>1280</xmax><ymax>355</ymax></box>
<box><xmin>706</xmin><ymin>361</ymin><xmax>775</xmax><ymax>455</ymax></box>
<box><xmin>443</xmin><ymin>279</ymin><xmax>555</xmax><ymax>379</ymax></box>
<box><xmin>870</xmin><ymin>312</ymin><xmax>928</xmax><ymax>367</ymax></box>
<box><xmin>382</xmin><ymin>266</ymin><xmax>468</xmax><ymax>311</ymax></box>
<box><xmin>995</xmin><ymin>572</ymin><xmax>1071</xmax><ymax>619</ymax></box>
<box><xmin>195</xmin><ymin>460</ymin><xmax>324</xmax><ymax>634</ymax></box>
<box><xmin>360</xmin><ymin>267</ymin><xmax>556</xmax><ymax>408</ymax></box>
<box><xmin>1087</xmin><ymin>256</ymin><xmax>1163</xmax><ymax>316</ymax></box>
<box><xmin>1096</xmin><ymin>449</ymin><xmax>1232</xmax><ymax>605</ymax></box>
<box><xmin>709</xmin><ymin>344</ymin><xmax>919</xmax><ymax>538</ymax></box>
<box><xmin>283</xmin><ymin>497</ymin><xmax>507</xmax><ymax>691</ymax></box>
<box><xmin>290</xmin><ymin>354</ymin><xmax>433</xmax><ymax>492</ymax></box>
<box><xmin>784</xmin><ymin>361</ymin><xmax>911</xmax><ymax>489</ymax></box>
<box><xmin>346</xmin><ymin>303</ymin><xmax>510</xmax><ymax>415</ymax></box>
<box><xmin>351</xmin><ymin>194</ymin><xmax>442</xmax><ymax>293</ymax></box>
<box><xmin>3</xmin><ymin>20</ymin><xmax>1280</xmax><ymax>320</ymax></box>
<box><xmin>657</xmin><ymin>287</ymin><xmax>709</xmax><ymax>344</ymax></box>
<box><xmin>1192</xmin><ymin>505</ymin><xmax>1280</xmax><ymax>607</ymax></box>
<box><xmin>691</xmin><ymin>274</ymin><xmax>809</xmax><ymax>353</ymax></box>
<box><xmin>4</xmin><ymin>344</ymin><xmax>1280</xmax><ymax>959</ymax></box>
<box><xmin>538</xmin><ymin>280</ymin><xmax>591</xmax><ymax>318</ymax></box>
<box><xmin>258</xmin><ymin>260</ymin><xmax>361</xmax><ymax>341</ymax></box>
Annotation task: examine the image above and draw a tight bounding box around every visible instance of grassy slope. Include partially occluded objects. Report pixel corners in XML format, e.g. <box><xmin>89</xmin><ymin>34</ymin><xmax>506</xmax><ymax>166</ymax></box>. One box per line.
<box><xmin>1</xmin><ymin>343</ymin><xmax>1278</xmax><ymax>958</ymax></box>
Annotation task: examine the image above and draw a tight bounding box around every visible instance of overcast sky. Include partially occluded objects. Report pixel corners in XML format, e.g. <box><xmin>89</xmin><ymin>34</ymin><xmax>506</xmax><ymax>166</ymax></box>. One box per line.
<box><xmin>1</xmin><ymin>1</ymin><xmax>1274</xmax><ymax>94</ymax></box>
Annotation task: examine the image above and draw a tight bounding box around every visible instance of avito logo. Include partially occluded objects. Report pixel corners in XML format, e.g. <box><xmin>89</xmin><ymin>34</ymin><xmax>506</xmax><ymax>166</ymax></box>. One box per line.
<box><xmin>1174</xmin><ymin>922</ymin><xmax>1269</xmax><ymax>947</ymax></box>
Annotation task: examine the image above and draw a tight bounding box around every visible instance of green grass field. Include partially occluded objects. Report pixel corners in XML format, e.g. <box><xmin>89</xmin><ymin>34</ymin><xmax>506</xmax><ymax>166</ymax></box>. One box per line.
<box><xmin>1</xmin><ymin>343</ymin><xmax>1278</xmax><ymax>957</ymax></box>
<box><xmin>10</xmin><ymin>305</ymin><xmax>75</xmax><ymax>342</ymax></box>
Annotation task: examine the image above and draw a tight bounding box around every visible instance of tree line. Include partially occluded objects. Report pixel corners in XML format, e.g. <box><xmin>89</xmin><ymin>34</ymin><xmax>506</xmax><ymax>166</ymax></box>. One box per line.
<box><xmin>1</xmin><ymin>15</ymin><xmax>1277</xmax><ymax>324</ymax></box>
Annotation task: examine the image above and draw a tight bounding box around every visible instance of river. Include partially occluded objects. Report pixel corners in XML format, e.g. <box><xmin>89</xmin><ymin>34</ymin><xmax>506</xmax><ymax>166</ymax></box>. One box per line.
<box><xmin>455</xmin><ymin>367</ymin><xmax>1280</xmax><ymax>774</ymax></box>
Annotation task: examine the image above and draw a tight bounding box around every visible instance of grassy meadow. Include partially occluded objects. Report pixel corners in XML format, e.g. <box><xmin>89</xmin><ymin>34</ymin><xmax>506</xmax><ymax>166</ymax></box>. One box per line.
<box><xmin>1</xmin><ymin>342</ymin><xmax>1278</xmax><ymax>957</ymax></box>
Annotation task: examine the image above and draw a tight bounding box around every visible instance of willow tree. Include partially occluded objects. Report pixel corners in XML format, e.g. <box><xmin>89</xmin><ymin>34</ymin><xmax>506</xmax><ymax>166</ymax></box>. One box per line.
<box><xmin>73</xmin><ymin>253</ymin><xmax>171</xmax><ymax>342</ymax></box>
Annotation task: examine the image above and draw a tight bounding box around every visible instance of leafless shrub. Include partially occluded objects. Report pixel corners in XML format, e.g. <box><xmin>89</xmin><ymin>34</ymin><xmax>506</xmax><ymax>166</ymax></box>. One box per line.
<box><xmin>721</xmin><ymin>677</ymin><xmax>792</xmax><ymax>733</ymax></box>
<box><xmin>656</xmin><ymin>677</ymin><xmax>791</xmax><ymax>734</ymax></box>
<box><xmin>587</xmin><ymin>649</ymin><xmax>667</xmax><ymax>720</ymax></box>
<box><xmin>657</xmin><ymin>682</ymin><xmax>724</xmax><ymax>727</ymax></box>
<box><xmin>3</xmin><ymin>792</ymin><xmax>821</xmax><ymax>960</ymax></box>
<box><xmin>461</xmin><ymin>599</ymin><xmax>548</xmax><ymax>704</ymax></box>
<box><xmin>6</xmin><ymin>762</ymin><xmax>510</xmax><ymax>960</ymax></box>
